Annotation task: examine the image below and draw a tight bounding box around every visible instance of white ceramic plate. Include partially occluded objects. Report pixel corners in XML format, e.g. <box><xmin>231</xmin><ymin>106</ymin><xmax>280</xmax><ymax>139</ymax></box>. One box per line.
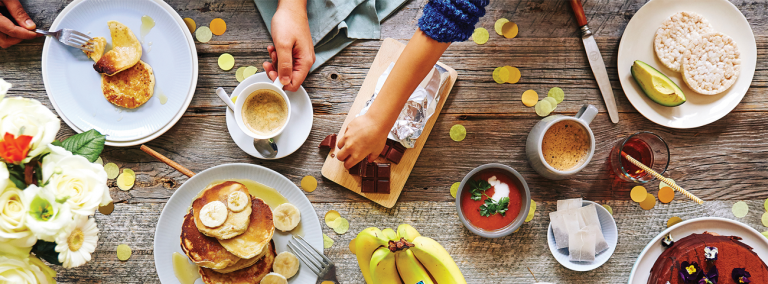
<box><xmin>42</xmin><ymin>0</ymin><xmax>197</xmax><ymax>146</ymax></box>
<box><xmin>617</xmin><ymin>0</ymin><xmax>756</xmax><ymax>129</ymax></box>
<box><xmin>226</xmin><ymin>73</ymin><xmax>313</xmax><ymax>159</ymax></box>
<box><xmin>547</xmin><ymin>200</ymin><xmax>618</xmax><ymax>271</ymax></box>
<box><xmin>627</xmin><ymin>217</ymin><xmax>768</xmax><ymax>283</ymax></box>
<box><xmin>154</xmin><ymin>163</ymin><xmax>322</xmax><ymax>283</ymax></box>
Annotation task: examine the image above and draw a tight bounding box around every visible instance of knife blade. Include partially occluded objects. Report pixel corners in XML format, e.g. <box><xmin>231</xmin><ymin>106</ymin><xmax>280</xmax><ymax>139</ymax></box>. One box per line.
<box><xmin>569</xmin><ymin>0</ymin><xmax>619</xmax><ymax>123</ymax></box>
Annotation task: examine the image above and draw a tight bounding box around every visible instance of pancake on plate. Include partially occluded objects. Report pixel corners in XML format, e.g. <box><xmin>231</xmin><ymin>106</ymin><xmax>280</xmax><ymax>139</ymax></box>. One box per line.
<box><xmin>213</xmin><ymin>242</ymin><xmax>269</xmax><ymax>274</ymax></box>
<box><xmin>192</xmin><ymin>181</ymin><xmax>252</xmax><ymax>240</ymax></box>
<box><xmin>83</xmin><ymin>37</ymin><xmax>107</xmax><ymax>63</ymax></box>
<box><xmin>94</xmin><ymin>21</ymin><xmax>142</xmax><ymax>76</ymax></box>
<box><xmin>101</xmin><ymin>60</ymin><xmax>155</xmax><ymax>109</ymax></box>
<box><xmin>199</xmin><ymin>240</ymin><xmax>277</xmax><ymax>284</ymax></box>
<box><xmin>180</xmin><ymin>211</ymin><xmax>240</xmax><ymax>270</ymax></box>
<box><xmin>218</xmin><ymin>197</ymin><xmax>275</xmax><ymax>259</ymax></box>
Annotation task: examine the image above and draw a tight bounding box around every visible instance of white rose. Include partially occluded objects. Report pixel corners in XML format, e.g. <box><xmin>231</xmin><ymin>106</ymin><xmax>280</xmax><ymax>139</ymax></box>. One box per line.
<box><xmin>0</xmin><ymin>162</ymin><xmax>9</xmax><ymax>193</ymax></box>
<box><xmin>0</xmin><ymin>254</ymin><xmax>56</xmax><ymax>284</ymax></box>
<box><xmin>0</xmin><ymin>78</ymin><xmax>10</xmax><ymax>98</ymax></box>
<box><xmin>42</xmin><ymin>145</ymin><xmax>112</xmax><ymax>216</ymax></box>
<box><xmin>0</xmin><ymin>184</ymin><xmax>35</xmax><ymax>256</ymax></box>
<box><xmin>0</xmin><ymin>97</ymin><xmax>60</xmax><ymax>161</ymax></box>
<box><xmin>23</xmin><ymin>185</ymin><xmax>73</xmax><ymax>242</ymax></box>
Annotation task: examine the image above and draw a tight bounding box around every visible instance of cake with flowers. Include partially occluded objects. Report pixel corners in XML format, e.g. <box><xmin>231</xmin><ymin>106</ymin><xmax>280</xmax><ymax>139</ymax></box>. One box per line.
<box><xmin>648</xmin><ymin>232</ymin><xmax>767</xmax><ymax>283</ymax></box>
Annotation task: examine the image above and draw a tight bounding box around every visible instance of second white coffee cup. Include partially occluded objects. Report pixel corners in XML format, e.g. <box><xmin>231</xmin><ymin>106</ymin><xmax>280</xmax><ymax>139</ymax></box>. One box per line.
<box><xmin>234</xmin><ymin>79</ymin><xmax>292</xmax><ymax>140</ymax></box>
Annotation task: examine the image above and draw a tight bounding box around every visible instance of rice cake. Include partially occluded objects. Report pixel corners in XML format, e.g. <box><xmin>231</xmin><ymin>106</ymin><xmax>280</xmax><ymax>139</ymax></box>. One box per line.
<box><xmin>654</xmin><ymin>12</ymin><xmax>714</xmax><ymax>72</ymax></box>
<box><xmin>681</xmin><ymin>32</ymin><xmax>741</xmax><ymax>95</ymax></box>
<box><xmin>101</xmin><ymin>60</ymin><xmax>155</xmax><ymax>109</ymax></box>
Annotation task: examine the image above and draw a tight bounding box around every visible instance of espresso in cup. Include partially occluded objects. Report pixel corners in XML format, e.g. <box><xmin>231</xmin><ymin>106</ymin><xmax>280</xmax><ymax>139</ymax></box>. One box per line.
<box><xmin>541</xmin><ymin>120</ymin><xmax>591</xmax><ymax>171</ymax></box>
<box><xmin>241</xmin><ymin>89</ymin><xmax>289</xmax><ymax>136</ymax></box>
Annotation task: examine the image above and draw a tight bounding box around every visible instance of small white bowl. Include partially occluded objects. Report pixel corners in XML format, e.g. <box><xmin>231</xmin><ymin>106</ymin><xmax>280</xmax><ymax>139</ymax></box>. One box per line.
<box><xmin>546</xmin><ymin>200</ymin><xmax>618</xmax><ymax>271</ymax></box>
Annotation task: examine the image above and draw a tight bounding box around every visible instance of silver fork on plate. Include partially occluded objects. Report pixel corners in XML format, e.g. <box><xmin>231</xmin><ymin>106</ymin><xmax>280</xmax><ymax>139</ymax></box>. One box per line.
<box><xmin>36</xmin><ymin>29</ymin><xmax>94</xmax><ymax>52</ymax></box>
<box><xmin>288</xmin><ymin>235</ymin><xmax>338</xmax><ymax>284</ymax></box>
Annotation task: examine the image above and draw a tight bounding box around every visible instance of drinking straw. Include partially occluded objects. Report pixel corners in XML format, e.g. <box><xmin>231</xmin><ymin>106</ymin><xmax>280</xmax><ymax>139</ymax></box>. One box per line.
<box><xmin>621</xmin><ymin>151</ymin><xmax>703</xmax><ymax>205</ymax></box>
<box><xmin>140</xmin><ymin>145</ymin><xmax>196</xmax><ymax>177</ymax></box>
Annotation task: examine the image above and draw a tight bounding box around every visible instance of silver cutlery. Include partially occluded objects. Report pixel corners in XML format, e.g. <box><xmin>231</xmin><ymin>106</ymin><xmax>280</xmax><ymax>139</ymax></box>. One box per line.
<box><xmin>288</xmin><ymin>235</ymin><xmax>338</xmax><ymax>284</ymax></box>
<box><xmin>36</xmin><ymin>28</ymin><xmax>94</xmax><ymax>52</ymax></box>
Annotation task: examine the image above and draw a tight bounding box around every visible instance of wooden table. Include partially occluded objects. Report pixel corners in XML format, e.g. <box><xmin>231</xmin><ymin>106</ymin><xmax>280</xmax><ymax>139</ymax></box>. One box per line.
<box><xmin>2</xmin><ymin>0</ymin><xmax>768</xmax><ymax>283</ymax></box>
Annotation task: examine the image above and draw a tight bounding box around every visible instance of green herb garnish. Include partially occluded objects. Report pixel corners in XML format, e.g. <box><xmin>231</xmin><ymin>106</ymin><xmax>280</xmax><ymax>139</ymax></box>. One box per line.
<box><xmin>468</xmin><ymin>179</ymin><xmax>510</xmax><ymax>217</ymax></box>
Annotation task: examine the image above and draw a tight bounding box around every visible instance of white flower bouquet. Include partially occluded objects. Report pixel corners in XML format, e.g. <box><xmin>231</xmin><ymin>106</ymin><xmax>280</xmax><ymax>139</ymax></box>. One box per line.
<box><xmin>0</xmin><ymin>79</ymin><xmax>111</xmax><ymax>283</ymax></box>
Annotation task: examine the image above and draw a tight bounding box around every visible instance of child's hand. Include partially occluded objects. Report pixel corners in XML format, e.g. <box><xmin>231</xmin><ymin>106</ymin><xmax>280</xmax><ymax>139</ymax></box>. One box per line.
<box><xmin>263</xmin><ymin>4</ymin><xmax>315</xmax><ymax>92</ymax></box>
<box><xmin>336</xmin><ymin>114</ymin><xmax>390</xmax><ymax>169</ymax></box>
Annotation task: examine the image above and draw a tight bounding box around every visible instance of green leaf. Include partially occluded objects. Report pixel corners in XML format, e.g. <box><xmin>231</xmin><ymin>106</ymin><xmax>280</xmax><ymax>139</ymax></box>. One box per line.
<box><xmin>50</xmin><ymin>140</ymin><xmax>62</xmax><ymax>147</ymax></box>
<box><xmin>32</xmin><ymin>240</ymin><xmax>62</xmax><ymax>266</ymax></box>
<box><xmin>7</xmin><ymin>164</ymin><xmax>25</xmax><ymax>189</ymax></box>
<box><xmin>61</xmin><ymin>129</ymin><xmax>106</xmax><ymax>162</ymax></box>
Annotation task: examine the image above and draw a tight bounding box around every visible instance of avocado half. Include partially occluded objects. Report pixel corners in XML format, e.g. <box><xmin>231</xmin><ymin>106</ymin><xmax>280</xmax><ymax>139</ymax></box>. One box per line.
<box><xmin>631</xmin><ymin>60</ymin><xmax>686</xmax><ymax>107</ymax></box>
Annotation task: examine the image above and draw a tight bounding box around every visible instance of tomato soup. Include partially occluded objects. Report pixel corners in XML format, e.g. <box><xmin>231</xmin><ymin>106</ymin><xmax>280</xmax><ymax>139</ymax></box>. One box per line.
<box><xmin>460</xmin><ymin>169</ymin><xmax>523</xmax><ymax>231</ymax></box>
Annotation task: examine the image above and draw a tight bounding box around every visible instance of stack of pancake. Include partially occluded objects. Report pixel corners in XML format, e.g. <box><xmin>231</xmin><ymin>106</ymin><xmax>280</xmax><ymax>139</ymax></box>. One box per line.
<box><xmin>180</xmin><ymin>181</ymin><xmax>277</xmax><ymax>283</ymax></box>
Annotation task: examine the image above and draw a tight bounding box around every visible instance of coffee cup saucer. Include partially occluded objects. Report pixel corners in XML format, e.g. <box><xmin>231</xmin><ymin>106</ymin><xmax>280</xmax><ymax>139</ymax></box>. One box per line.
<box><xmin>225</xmin><ymin>72</ymin><xmax>313</xmax><ymax>159</ymax></box>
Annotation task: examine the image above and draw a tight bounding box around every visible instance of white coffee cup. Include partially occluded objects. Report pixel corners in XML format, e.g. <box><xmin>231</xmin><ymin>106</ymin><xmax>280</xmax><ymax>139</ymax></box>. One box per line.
<box><xmin>234</xmin><ymin>79</ymin><xmax>291</xmax><ymax>140</ymax></box>
<box><xmin>526</xmin><ymin>104</ymin><xmax>597</xmax><ymax>180</ymax></box>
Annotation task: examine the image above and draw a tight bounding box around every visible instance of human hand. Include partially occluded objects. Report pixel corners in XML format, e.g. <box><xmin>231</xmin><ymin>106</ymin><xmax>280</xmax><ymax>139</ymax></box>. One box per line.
<box><xmin>336</xmin><ymin>114</ymin><xmax>390</xmax><ymax>169</ymax></box>
<box><xmin>263</xmin><ymin>5</ymin><xmax>314</xmax><ymax>92</ymax></box>
<box><xmin>0</xmin><ymin>0</ymin><xmax>38</xmax><ymax>49</ymax></box>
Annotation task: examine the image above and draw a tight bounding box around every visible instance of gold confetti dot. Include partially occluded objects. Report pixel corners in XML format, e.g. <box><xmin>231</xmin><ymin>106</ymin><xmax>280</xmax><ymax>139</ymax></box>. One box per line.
<box><xmin>450</xmin><ymin>124</ymin><xmax>466</xmax><ymax>142</ymax></box>
<box><xmin>501</xmin><ymin>21</ymin><xmax>518</xmax><ymax>39</ymax></box>
<box><xmin>450</xmin><ymin>182</ymin><xmax>460</xmax><ymax>198</ymax></box>
<box><xmin>99</xmin><ymin>202</ymin><xmax>115</xmax><ymax>215</ymax></box>
<box><xmin>667</xmin><ymin>216</ymin><xmax>683</xmax><ymax>227</ymax></box>
<box><xmin>324</xmin><ymin>210</ymin><xmax>340</xmax><ymax>227</ymax></box>
<box><xmin>472</xmin><ymin>27</ymin><xmax>489</xmax><ymax>44</ymax></box>
<box><xmin>183</xmin><ymin>18</ymin><xmax>196</xmax><ymax>34</ymax></box>
<box><xmin>521</xmin><ymin>90</ymin><xmax>538</xmax><ymax>107</ymax></box>
<box><xmin>630</xmin><ymin>186</ymin><xmax>648</xmax><ymax>203</ymax></box>
<box><xmin>639</xmin><ymin>193</ymin><xmax>656</xmax><ymax>210</ymax></box>
<box><xmin>504</xmin><ymin>66</ymin><xmax>521</xmax><ymax>84</ymax></box>
<box><xmin>494</xmin><ymin>18</ymin><xmax>510</xmax><ymax>36</ymax></box>
<box><xmin>732</xmin><ymin>201</ymin><xmax>749</xmax><ymax>218</ymax></box>
<box><xmin>117</xmin><ymin>244</ymin><xmax>132</xmax><ymax>261</ymax></box>
<box><xmin>301</xmin><ymin>176</ymin><xmax>317</xmax><ymax>192</ymax></box>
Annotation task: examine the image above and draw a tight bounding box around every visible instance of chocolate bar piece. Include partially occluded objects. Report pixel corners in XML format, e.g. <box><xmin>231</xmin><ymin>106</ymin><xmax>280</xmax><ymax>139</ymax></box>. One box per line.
<box><xmin>361</xmin><ymin>178</ymin><xmax>376</xmax><ymax>193</ymax></box>
<box><xmin>319</xmin><ymin>134</ymin><xmax>337</xmax><ymax>149</ymax></box>
<box><xmin>381</xmin><ymin>139</ymin><xmax>406</xmax><ymax>164</ymax></box>
<box><xmin>376</xmin><ymin>163</ymin><xmax>390</xmax><ymax>179</ymax></box>
<box><xmin>358</xmin><ymin>159</ymin><xmax>369</xmax><ymax>176</ymax></box>
<box><xmin>376</xmin><ymin>179</ymin><xmax>390</xmax><ymax>194</ymax></box>
<box><xmin>390</xmin><ymin>140</ymin><xmax>406</xmax><ymax>152</ymax></box>
<box><xmin>349</xmin><ymin>162</ymin><xmax>361</xmax><ymax>174</ymax></box>
<box><xmin>379</xmin><ymin>144</ymin><xmax>390</xmax><ymax>157</ymax></box>
<box><xmin>385</xmin><ymin>148</ymin><xmax>403</xmax><ymax>164</ymax></box>
<box><xmin>363</xmin><ymin>162</ymin><xmax>376</xmax><ymax>177</ymax></box>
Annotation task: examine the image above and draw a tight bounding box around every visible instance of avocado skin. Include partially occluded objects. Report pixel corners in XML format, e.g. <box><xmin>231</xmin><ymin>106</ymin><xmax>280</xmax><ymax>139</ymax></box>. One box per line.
<box><xmin>631</xmin><ymin>60</ymin><xmax>686</xmax><ymax>107</ymax></box>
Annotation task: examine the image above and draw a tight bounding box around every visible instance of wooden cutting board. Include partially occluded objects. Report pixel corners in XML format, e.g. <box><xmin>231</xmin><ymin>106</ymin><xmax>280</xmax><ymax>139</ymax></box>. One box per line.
<box><xmin>321</xmin><ymin>38</ymin><xmax>458</xmax><ymax>208</ymax></box>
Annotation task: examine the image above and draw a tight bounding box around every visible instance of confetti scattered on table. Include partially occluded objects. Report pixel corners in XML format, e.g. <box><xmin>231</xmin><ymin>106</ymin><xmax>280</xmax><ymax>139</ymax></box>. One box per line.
<box><xmin>104</xmin><ymin>163</ymin><xmax>119</xmax><ymax>179</ymax></box>
<box><xmin>117</xmin><ymin>244</ymin><xmax>132</xmax><ymax>261</ymax></box>
<box><xmin>323</xmin><ymin>234</ymin><xmax>334</xmax><ymax>248</ymax></box>
<box><xmin>763</xmin><ymin>231</ymin><xmax>768</xmax><ymax>239</ymax></box>
<box><xmin>667</xmin><ymin>216</ymin><xmax>683</xmax><ymax>228</ymax></box>
<box><xmin>534</xmin><ymin>99</ymin><xmax>553</xmax><ymax>117</ymax></box>
<box><xmin>210</xmin><ymin>18</ymin><xmax>226</xmax><ymax>35</ymax></box>
<box><xmin>183</xmin><ymin>18</ymin><xmax>196</xmax><ymax>34</ymax></box>
<box><xmin>495</xmin><ymin>18</ymin><xmax>510</xmax><ymax>36</ymax></box>
<box><xmin>525</xmin><ymin>200</ymin><xmax>536</xmax><ymax>222</ymax></box>
<box><xmin>472</xmin><ymin>27</ymin><xmax>489</xmax><ymax>44</ymax></box>
<box><xmin>195</xmin><ymin>26</ymin><xmax>212</xmax><ymax>43</ymax></box>
<box><xmin>231</xmin><ymin>96</ymin><xmax>238</xmax><ymax>104</ymax></box>
<box><xmin>492</xmin><ymin>66</ymin><xmax>509</xmax><ymax>84</ymax></box>
<box><xmin>762</xmin><ymin>212</ymin><xmax>768</xmax><ymax>227</ymax></box>
<box><xmin>764</xmin><ymin>198</ymin><xmax>768</xmax><ymax>211</ymax></box>
<box><xmin>543</xmin><ymin>97</ymin><xmax>558</xmax><ymax>109</ymax></box>
<box><xmin>658</xmin><ymin>186</ymin><xmax>675</xmax><ymax>204</ymax></box>
<box><xmin>547</xmin><ymin>87</ymin><xmax>564</xmax><ymax>103</ymax></box>
<box><xmin>521</xmin><ymin>90</ymin><xmax>538</xmax><ymax>107</ymax></box>
<box><xmin>236</xmin><ymin>66</ymin><xmax>247</xmax><ymax>82</ymax></box>
<box><xmin>301</xmin><ymin>176</ymin><xmax>317</xmax><ymax>192</ymax></box>
<box><xmin>218</xmin><ymin>53</ymin><xmax>235</xmax><ymax>71</ymax></box>
<box><xmin>243</xmin><ymin>66</ymin><xmax>258</xmax><ymax>79</ymax></box>
<box><xmin>349</xmin><ymin>238</ymin><xmax>357</xmax><ymax>254</ymax></box>
<box><xmin>660</xmin><ymin>179</ymin><xmax>675</xmax><ymax>190</ymax></box>
<box><xmin>503</xmin><ymin>66</ymin><xmax>521</xmax><ymax>83</ymax></box>
<box><xmin>602</xmin><ymin>204</ymin><xmax>613</xmax><ymax>215</ymax></box>
<box><xmin>450</xmin><ymin>124</ymin><xmax>466</xmax><ymax>142</ymax></box>
<box><xmin>116</xmin><ymin>169</ymin><xmax>135</xmax><ymax>191</ymax></box>
<box><xmin>501</xmin><ymin>21</ymin><xmax>518</xmax><ymax>39</ymax></box>
<box><xmin>324</xmin><ymin>210</ymin><xmax>340</xmax><ymax>227</ymax></box>
<box><xmin>99</xmin><ymin>202</ymin><xmax>114</xmax><ymax>215</ymax></box>
<box><xmin>450</xmin><ymin>182</ymin><xmax>460</xmax><ymax>198</ymax></box>
<box><xmin>331</xmin><ymin>217</ymin><xmax>350</xmax><ymax>234</ymax></box>
<box><xmin>631</xmin><ymin>186</ymin><xmax>648</xmax><ymax>203</ymax></box>
<box><xmin>640</xmin><ymin>193</ymin><xmax>656</xmax><ymax>210</ymax></box>
<box><xmin>94</xmin><ymin>156</ymin><xmax>103</xmax><ymax>166</ymax></box>
<box><xmin>732</xmin><ymin>201</ymin><xmax>749</xmax><ymax>218</ymax></box>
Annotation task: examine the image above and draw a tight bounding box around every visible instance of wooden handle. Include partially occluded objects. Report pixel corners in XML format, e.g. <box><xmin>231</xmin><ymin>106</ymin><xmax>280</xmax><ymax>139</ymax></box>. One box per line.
<box><xmin>569</xmin><ymin>0</ymin><xmax>588</xmax><ymax>27</ymax></box>
<box><xmin>140</xmin><ymin>145</ymin><xmax>196</xmax><ymax>178</ymax></box>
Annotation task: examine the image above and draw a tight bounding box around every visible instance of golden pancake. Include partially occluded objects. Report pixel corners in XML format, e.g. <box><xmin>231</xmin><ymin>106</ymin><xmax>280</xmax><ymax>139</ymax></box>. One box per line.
<box><xmin>101</xmin><ymin>60</ymin><xmax>155</xmax><ymax>109</ymax></box>
<box><xmin>218</xmin><ymin>197</ymin><xmax>275</xmax><ymax>259</ymax></box>
<box><xmin>199</xmin><ymin>240</ymin><xmax>276</xmax><ymax>284</ymax></box>
<box><xmin>94</xmin><ymin>21</ymin><xmax>142</xmax><ymax>76</ymax></box>
<box><xmin>212</xmin><ymin>243</ymin><xmax>268</xmax><ymax>274</ymax></box>
<box><xmin>83</xmin><ymin>37</ymin><xmax>107</xmax><ymax>63</ymax></box>
<box><xmin>180</xmin><ymin>210</ymin><xmax>240</xmax><ymax>270</ymax></box>
<box><xmin>192</xmin><ymin>181</ymin><xmax>252</xmax><ymax>240</ymax></box>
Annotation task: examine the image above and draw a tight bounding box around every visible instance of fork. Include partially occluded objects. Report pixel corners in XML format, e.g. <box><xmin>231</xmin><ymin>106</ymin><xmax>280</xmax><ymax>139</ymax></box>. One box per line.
<box><xmin>288</xmin><ymin>235</ymin><xmax>338</xmax><ymax>284</ymax></box>
<box><xmin>36</xmin><ymin>29</ymin><xmax>94</xmax><ymax>52</ymax></box>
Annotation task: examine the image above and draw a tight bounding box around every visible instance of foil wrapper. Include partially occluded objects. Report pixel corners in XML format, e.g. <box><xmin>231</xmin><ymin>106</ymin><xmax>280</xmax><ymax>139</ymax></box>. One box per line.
<box><xmin>358</xmin><ymin>62</ymin><xmax>451</xmax><ymax>148</ymax></box>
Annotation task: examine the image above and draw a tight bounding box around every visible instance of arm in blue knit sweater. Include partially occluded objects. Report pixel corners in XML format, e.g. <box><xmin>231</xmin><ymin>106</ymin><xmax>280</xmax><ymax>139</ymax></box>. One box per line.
<box><xmin>336</xmin><ymin>0</ymin><xmax>489</xmax><ymax>168</ymax></box>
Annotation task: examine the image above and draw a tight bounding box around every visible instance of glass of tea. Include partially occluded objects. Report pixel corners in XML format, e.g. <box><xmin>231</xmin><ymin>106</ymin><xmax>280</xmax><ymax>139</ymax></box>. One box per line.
<box><xmin>609</xmin><ymin>131</ymin><xmax>669</xmax><ymax>183</ymax></box>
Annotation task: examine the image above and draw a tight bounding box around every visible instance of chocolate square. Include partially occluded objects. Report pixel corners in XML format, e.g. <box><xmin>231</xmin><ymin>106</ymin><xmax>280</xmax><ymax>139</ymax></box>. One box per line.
<box><xmin>361</xmin><ymin>178</ymin><xmax>376</xmax><ymax>193</ymax></box>
<box><xmin>390</xmin><ymin>140</ymin><xmax>406</xmax><ymax>152</ymax></box>
<box><xmin>385</xmin><ymin>148</ymin><xmax>403</xmax><ymax>164</ymax></box>
<box><xmin>319</xmin><ymin>134</ymin><xmax>337</xmax><ymax>149</ymax></box>
<box><xmin>363</xmin><ymin>162</ymin><xmax>376</xmax><ymax>178</ymax></box>
<box><xmin>358</xmin><ymin>159</ymin><xmax>368</xmax><ymax>176</ymax></box>
<box><xmin>349</xmin><ymin>162</ymin><xmax>361</xmax><ymax>175</ymax></box>
<box><xmin>379</xmin><ymin>144</ymin><xmax>390</xmax><ymax>157</ymax></box>
<box><xmin>376</xmin><ymin>163</ymin><xmax>391</xmax><ymax>179</ymax></box>
<box><xmin>376</xmin><ymin>179</ymin><xmax>390</xmax><ymax>194</ymax></box>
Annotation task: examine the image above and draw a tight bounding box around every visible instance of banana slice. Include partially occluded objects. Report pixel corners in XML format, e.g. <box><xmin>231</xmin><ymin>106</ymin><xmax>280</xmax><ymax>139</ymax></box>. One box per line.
<box><xmin>259</xmin><ymin>272</ymin><xmax>287</xmax><ymax>284</ymax></box>
<box><xmin>273</xmin><ymin>203</ymin><xmax>301</xmax><ymax>232</ymax></box>
<box><xmin>199</xmin><ymin>201</ymin><xmax>227</xmax><ymax>228</ymax></box>
<box><xmin>272</xmin><ymin>251</ymin><xmax>299</xmax><ymax>279</ymax></box>
<box><xmin>227</xmin><ymin>191</ymin><xmax>249</xmax><ymax>212</ymax></box>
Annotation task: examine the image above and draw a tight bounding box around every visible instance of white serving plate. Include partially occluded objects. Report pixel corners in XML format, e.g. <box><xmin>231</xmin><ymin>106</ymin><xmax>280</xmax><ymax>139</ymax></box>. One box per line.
<box><xmin>628</xmin><ymin>217</ymin><xmax>768</xmax><ymax>284</ymax></box>
<box><xmin>42</xmin><ymin>0</ymin><xmax>198</xmax><ymax>146</ymax></box>
<box><xmin>153</xmin><ymin>163</ymin><xmax>322</xmax><ymax>283</ymax></box>
<box><xmin>617</xmin><ymin>0</ymin><xmax>756</xmax><ymax>128</ymax></box>
<box><xmin>547</xmin><ymin>200</ymin><xmax>618</xmax><ymax>271</ymax></box>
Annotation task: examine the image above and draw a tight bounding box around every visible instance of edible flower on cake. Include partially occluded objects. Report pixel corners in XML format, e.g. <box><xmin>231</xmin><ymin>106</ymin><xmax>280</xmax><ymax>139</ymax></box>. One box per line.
<box><xmin>732</xmin><ymin>268</ymin><xmax>751</xmax><ymax>283</ymax></box>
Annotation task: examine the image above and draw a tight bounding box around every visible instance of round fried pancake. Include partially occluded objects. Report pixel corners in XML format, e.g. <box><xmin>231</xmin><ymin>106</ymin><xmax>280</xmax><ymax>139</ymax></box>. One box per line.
<box><xmin>192</xmin><ymin>181</ymin><xmax>252</xmax><ymax>240</ymax></box>
<box><xmin>199</xmin><ymin>240</ymin><xmax>276</xmax><ymax>284</ymax></box>
<box><xmin>180</xmin><ymin>210</ymin><xmax>240</xmax><ymax>270</ymax></box>
<box><xmin>218</xmin><ymin>197</ymin><xmax>275</xmax><ymax>259</ymax></box>
<box><xmin>83</xmin><ymin>37</ymin><xmax>107</xmax><ymax>63</ymax></box>
<box><xmin>101</xmin><ymin>60</ymin><xmax>155</xmax><ymax>109</ymax></box>
<box><xmin>94</xmin><ymin>21</ymin><xmax>142</xmax><ymax>76</ymax></box>
<box><xmin>212</xmin><ymin>242</ymin><xmax>268</xmax><ymax>274</ymax></box>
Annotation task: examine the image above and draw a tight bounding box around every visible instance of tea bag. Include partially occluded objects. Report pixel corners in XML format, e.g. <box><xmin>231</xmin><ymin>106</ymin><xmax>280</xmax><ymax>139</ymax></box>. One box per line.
<box><xmin>579</xmin><ymin>204</ymin><xmax>602</xmax><ymax>230</ymax></box>
<box><xmin>563</xmin><ymin>207</ymin><xmax>586</xmax><ymax>230</ymax></box>
<box><xmin>557</xmin><ymin>198</ymin><xmax>582</xmax><ymax>211</ymax></box>
<box><xmin>569</xmin><ymin>229</ymin><xmax>596</xmax><ymax>262</ymax></box>
<box><xmin>549</xmin><ymin>211</ymin><xmax>570</xmax><ymax>249</ymax></box>
<box><xmin>584</xmin><ymin>224</ymin><xmax>609</xmax><ymax>254</ymax></box>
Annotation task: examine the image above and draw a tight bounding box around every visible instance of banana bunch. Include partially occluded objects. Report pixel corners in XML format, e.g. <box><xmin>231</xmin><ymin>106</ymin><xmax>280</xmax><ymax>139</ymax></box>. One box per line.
<box><xmin>353</xmin><ymin>224</ymin><xmax>466</xmax><ymax>284</ymax></box>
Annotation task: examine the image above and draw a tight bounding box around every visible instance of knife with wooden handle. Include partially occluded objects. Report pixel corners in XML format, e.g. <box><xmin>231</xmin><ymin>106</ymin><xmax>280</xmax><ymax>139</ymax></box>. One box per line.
<box><xmin>569</xmin><ymin>0</ymin><xmax>619</xmax><ymax>123</ymax></box>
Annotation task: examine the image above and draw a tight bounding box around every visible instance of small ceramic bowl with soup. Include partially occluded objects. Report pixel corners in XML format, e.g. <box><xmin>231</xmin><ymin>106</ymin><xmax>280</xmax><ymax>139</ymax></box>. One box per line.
<box><xmin>455</xmin><ymin>163</ymin><xmax>531</xmax><ymax>238</ymax></box>
<box><xmin>234</xmin><ymin>80</ymin><xmax>292</xmax><ymax>140</ymax></box>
